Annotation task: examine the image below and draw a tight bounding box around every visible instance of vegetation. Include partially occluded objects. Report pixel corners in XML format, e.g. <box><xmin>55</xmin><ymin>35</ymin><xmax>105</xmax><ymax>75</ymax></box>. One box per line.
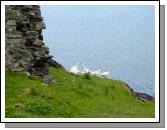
<box><xmin>5</xmin><ymin>68</ymin><xmax>155</xmax><ymax>118</ymax></box>
<box><xmin>84</xmin><ymin>72</ymin><xmax>91</xmax><ymax>80</ymax></box>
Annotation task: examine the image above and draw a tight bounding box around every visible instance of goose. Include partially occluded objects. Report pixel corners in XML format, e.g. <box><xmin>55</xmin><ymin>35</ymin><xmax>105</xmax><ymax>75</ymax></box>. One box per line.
<box><xmin>80</xmin><ymin>63</ymin><xmax>93</xmax><ymax>74</ymax></box>
<box><xmin>91</xmin><ymin>67</ymin><xmax>101</xmax><ymax>76</ymax></box>
<box><xmin>100</xmin><ymin>69</ymin><xmax>111</xmax><ymax>78</ymax></box>
<box><xmin>70</xmin><ymin>62</ymin><xmax>80</xmax><ymax>74</ymax></box>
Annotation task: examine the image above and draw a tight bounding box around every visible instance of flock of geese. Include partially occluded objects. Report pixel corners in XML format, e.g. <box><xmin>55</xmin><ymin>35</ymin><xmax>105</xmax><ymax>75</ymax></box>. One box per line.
<box><xmin>70</xmin><ymin>62</ymin><xmax>111</xmax><ymax>78</ymax></box>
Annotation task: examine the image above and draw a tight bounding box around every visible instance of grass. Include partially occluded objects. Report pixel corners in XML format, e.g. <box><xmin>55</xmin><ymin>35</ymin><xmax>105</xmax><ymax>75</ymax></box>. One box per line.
<box><xmin>5</xmin><ymin>67</ymin><xmax>155</xmax><ymax>118</ymax></box>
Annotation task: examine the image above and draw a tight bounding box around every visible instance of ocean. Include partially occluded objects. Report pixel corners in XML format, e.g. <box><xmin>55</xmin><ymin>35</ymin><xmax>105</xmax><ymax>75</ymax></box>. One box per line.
<box><xmin>41</xmin><ymin>5</ymin><xmax>155</xmax><ymax>96</ymax></box>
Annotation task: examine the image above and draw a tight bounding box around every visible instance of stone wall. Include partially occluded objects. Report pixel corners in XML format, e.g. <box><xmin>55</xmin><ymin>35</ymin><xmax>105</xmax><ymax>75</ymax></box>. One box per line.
<box><xmin>5</xmin><ymin>5</ymin><xmax>64</xmax><ymax>76</ymax></box>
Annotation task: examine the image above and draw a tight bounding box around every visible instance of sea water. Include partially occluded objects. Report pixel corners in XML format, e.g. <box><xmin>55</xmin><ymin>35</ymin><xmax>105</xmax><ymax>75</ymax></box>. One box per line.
<box><xmin>41</xmin><ymin>5</ymin><xmax>155</xmax><ymax>96</ymax></box>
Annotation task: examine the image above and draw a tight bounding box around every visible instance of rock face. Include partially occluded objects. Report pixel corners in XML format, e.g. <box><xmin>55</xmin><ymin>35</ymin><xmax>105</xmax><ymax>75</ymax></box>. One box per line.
<box><xmin>133</xmin><ymin>92</ymin><xmax>154</xmax><ymax>102</ymax></box>
<box><xmin>5</xmin><ymin>5</ymin><xmax>64</xmax><ymax>76</ymax></box>
<box><xmin>121</xmin><ymin>81</ymin><xmax>154</xmax><ymax>102</ymax></box>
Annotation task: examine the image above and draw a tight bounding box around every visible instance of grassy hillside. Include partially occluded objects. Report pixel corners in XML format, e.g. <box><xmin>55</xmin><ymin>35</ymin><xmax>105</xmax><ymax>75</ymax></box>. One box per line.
<box><xmin>5</xmin><ymin>67</ymin><xmax>155</xmax><ymax>118</ymax></box>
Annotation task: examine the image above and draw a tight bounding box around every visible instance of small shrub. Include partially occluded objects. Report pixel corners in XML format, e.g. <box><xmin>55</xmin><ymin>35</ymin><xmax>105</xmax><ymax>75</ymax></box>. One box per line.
<box><xmin>28</xmin><ymin>75</ymin><xmax>34</xmax><ymax>80</ymax></box>
<box><xmin>30</xmin><ymin>88</ymin><xmax>39</xmax><ymax>96</ymax></box>
<box><xmin>5</xmin><ymin>108</ymin><xmax>15</xmax><ymax>117</ymax></box>
<box><xmin>84</xmin><ymin>72</ymin><xmax>91</xmax><ymax>80</ymax></box>
<box><xmin>104</xmin><ymin>86</ymin><xmax>109</xmax><ymax>96</ymax></box>
<box><xmin>22</xmin><ymin>87</ymin><xmax>38</xmax><ymax>96</ymax></box>
<box><xmin>28</xmin><ymin>75</ymin><xmax>39</xmax><ymax>80</ymax></box>
<box><xmin>22</xmin><ymin>88</ymin><xmax>31</xmax><ymax>95</ymax></box>
<box><xmin>25</xmin><ymin>100</ymin><xmax>52</xmax><ymax>115</ymax></box>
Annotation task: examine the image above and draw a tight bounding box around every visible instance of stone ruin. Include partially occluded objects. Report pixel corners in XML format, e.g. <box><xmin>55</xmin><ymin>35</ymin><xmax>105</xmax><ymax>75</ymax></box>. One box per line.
<box><xmin>5</xmin><ymin>5</ymin><xmax>64</xmax><ymax>76</ymax></box>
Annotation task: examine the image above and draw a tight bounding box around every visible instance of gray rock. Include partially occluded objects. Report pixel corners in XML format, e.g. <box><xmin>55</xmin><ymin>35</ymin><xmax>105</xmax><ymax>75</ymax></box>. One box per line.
<box><xmin>6</xmin><ymin>38</ymin><xmax>23</xmax><ymax>44</ymax></box>
<box><xmin>24</xmin><ymin>71</ymin><xmax>30</xmax><ymax>76</ymax></box>
<box><xmin>35</xmin><ymin>22</ymin><xmax>46</xmax><ymax>30</ymax></box>
<box><xmin>33</xmin><ymin>39</ymin><xmax>44</xmax><ymax>47</ymax></box>
<box><xmin>28</xmin><ymin>11</ymin><xmax>35</xmax><ymax>16</ymax></box>
<box><xmin>133</xmin><ymin>92</ymin><xmax>154</xmax><ymax>102</ymax></box>
<box><xmin>15</xmin><ymin>15</ymin><xmax>24</xmax><ymax>22</ymax></box>
<box><xmin>26</xmin><ymin>31</ymin><xmax>38</xmax><ymax>37</ymax></box>
<box><xmin>12</xmin><ymin>66</ymin><xmax>25</xmax><ymax>71</ymax></box>
<box><xmin>24</xmin><ymin>5</ymin><xmax>34</xmax><ymax>9</ymax></box>
<box><xmin>50</xmin><ymin>79</ymin><xmax>57</xmax><ymax>84</ymax></box>
<box><xmin>13</xmin><ymin>62</ymin><xmax>19</xmax><ymax>69</ymax></box>
<box><xmin>22</xmin><ymin>88</ymin><xmax>31</xmax><ymax>95</ymax></box>
<box><xmin>15</xmin><ymin>103</ymin><xmax>24</xmax><ymax>109</ymax></box>
<box><xmin>46</xmin><ymin>59</ymin><xmax>65</xmax><ymax>70</ymax></box>
<box><xmin>43</xmin><ymin>74</ymin><xmax>53</xmax><ymax>84</ymax></box>
<box><xmin>6</xmin><ymin>20</ymin><xmax>16</xmax><ymax>26</ymax></box>
<box><xmin>41</xmin><ymin>22</ymin><xmax>46</xmax><ymax>29</ymax></box>
<box><xmin>5</xmin><ymin>5</ymin><xmax>64</xmax><ymax>76</ymax></box>
<box><xmin>8</xmin><ymin>34</ymin><xmax>22</xmax><ymax>38</ymax></box>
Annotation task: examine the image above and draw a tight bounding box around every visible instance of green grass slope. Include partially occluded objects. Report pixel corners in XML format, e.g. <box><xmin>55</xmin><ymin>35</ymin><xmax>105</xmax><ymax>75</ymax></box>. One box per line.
<box><xmin>5</xmin><ymin>67</ymin><xmax>155</xmax><ymax>118</ymax></box>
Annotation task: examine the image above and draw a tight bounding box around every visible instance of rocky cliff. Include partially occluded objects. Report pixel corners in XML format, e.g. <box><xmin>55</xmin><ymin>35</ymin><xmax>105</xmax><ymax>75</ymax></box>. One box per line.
<box><xmin>5</xmin><ymin>5</ymin><xmax>64</xmax><ymax>76</ymax></box>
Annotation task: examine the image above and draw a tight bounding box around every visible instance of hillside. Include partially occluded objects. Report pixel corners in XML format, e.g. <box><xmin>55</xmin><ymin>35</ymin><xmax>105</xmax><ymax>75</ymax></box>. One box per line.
<box><xmin>5</xmin><ymin>67</ymin><xmax>155</xmax><ymax>118</ymax></box>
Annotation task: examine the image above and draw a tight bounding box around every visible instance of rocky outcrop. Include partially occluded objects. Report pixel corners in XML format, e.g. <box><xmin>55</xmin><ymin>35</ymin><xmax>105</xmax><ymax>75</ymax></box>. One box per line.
<box><xmin>133</xmin><ymin>92</ymin><xmax>154</xmax><ymax>102</ymax></box>
<box><xmin>46</xmin><ymin>58</ymin><xmax>65</xmax><ymax>70</ymax></box>
<box><xmin>5</xmin><ymin>5</ymin><xmax>64</xmax><ymax>76</ymax></box>
<box><xmin>121</xmin><ymin>81</ymin><xmax>154</xmax><ymax>102</ymax></box>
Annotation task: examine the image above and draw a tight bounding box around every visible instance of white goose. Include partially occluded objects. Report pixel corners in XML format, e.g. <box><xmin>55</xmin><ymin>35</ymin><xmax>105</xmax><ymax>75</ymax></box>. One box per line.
<box><xmin>91</xmin><ymin>67</ymin><xmax>101</xmax><ymax>76</ymax></box>
<box><xmin>80</xmin><ymin>63</ymin><xmax>93</xmax><ymax>74</ymax></box>
<box><xmin>100</xmin><ymin>69</ymin><xmax>111</xmax><ymax>78</ymax></box>
<box><xmin>70</xmin><ymin>63</ymin><xmax>80</xmax><ymax>74</ymax></box>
